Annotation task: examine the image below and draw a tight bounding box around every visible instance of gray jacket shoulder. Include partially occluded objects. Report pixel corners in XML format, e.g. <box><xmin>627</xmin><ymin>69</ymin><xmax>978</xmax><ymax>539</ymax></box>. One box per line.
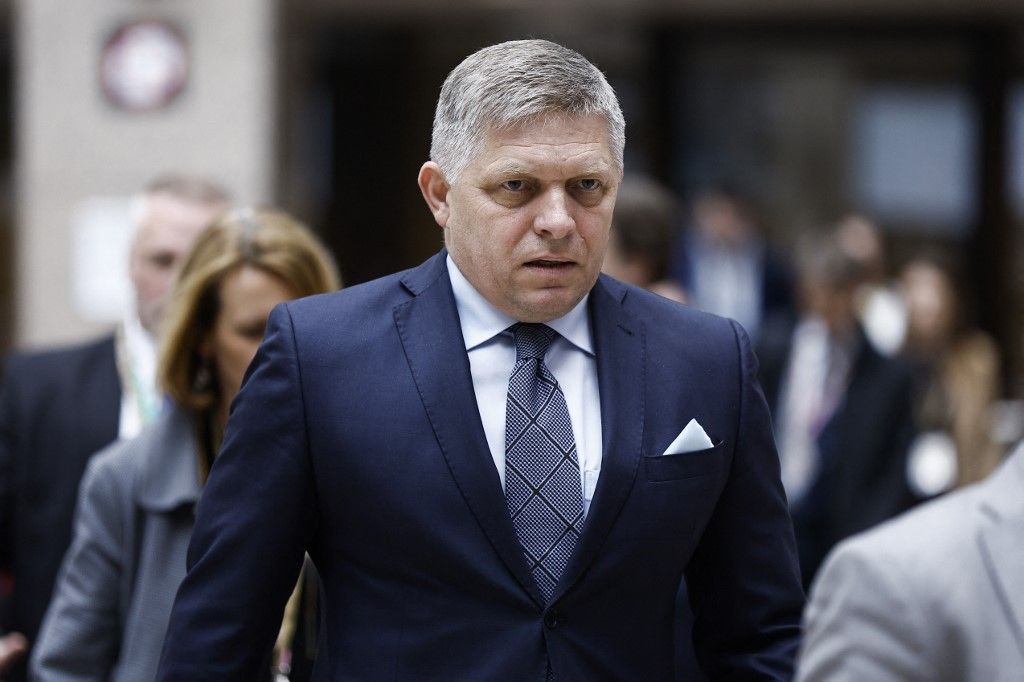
<box><xmin>800</xmin><ymin>454</ymin><xmax>1024</xmax><ymax>682</ymax></box>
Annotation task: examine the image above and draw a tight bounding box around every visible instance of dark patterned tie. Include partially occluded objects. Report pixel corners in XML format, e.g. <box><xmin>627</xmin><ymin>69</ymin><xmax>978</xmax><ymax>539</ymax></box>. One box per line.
<box><xmin>504</xmin><ymin>323</ymin><xmax>585</xmax><ymax>604</ymax></box>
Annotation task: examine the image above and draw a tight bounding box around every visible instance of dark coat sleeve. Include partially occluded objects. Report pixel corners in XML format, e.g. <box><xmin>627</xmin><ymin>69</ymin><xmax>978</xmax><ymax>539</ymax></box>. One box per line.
<box><xmin>157</xmin><ymin>305</ymin><xmax>315</xmax><ymax>680</ymax></box>
<box><xmin>0</xmin><ymin>355</ymin><xmax>15</xmax><ymax>585</ymax></box>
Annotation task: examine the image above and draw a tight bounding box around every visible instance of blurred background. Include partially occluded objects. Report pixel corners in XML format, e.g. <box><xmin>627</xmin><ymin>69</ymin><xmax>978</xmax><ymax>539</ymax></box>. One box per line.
<box><xmin>4</xmin><ymin>0</ymin><xmax>1024</xmax><ymax>404</ymax></box>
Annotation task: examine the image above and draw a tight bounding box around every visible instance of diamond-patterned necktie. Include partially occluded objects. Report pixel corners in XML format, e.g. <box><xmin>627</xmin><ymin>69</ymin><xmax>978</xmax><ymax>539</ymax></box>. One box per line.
<box><xmin>504</xmin><ymin>323</ymin><xmax>585</xmax><ymax>604</ymax></box>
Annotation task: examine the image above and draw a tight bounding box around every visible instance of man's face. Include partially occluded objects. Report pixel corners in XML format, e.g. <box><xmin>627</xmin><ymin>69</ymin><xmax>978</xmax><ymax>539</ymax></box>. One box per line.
<box><xmin>129</xmin><ymin>192</ymin><xmax>222</xmax><ymax>335</ymax></box>
<box><xmin>422</xmin><ymin>114</ymin><xmax>620</xmax><ymax>323</ymax></box>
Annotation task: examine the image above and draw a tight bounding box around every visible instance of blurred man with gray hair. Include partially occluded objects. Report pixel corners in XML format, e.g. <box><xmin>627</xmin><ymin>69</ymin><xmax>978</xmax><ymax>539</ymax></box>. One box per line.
<box><xmin>158</xmin><ymin>40</ymin><xmax>803</xmax><ymax>680</ymax></box>
<box><xmin>0</xmin><ymin>174</ymin><xmax>227</xmax><ymax>679</ymax></box>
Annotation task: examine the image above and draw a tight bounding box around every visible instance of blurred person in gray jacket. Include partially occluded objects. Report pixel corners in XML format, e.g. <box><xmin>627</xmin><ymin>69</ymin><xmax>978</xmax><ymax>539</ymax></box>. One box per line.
<box><xmin>0</xmin><ymin>175</ymin><xmax>227</xmax><ymax>681</ymax></box>
<box><xmin>30</xmin><ymin>209</ymin><xmax>339</xmax><ymax>681</ymax></box>
<box><xmin>798</xmin><ymin>443</ymin><xmax>1024</xmax><ymax>681</ymax></box>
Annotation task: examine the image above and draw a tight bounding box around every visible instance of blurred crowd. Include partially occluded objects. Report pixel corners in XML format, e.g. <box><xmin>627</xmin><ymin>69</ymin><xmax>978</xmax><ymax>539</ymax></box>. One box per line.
<box><xmin>0</xmin><ymin>170</ymin><xmax>1017</xmax><ymax>680</ymax></box>
<box><xmin>611</xmin><ymin>180</ymin><xmax>1009</xmax><ymax>531</ymax></box>
<box><xmin>608</xmin><ymin>178</ymin><xmax>1017</xmax><ymax>679</ymax></box>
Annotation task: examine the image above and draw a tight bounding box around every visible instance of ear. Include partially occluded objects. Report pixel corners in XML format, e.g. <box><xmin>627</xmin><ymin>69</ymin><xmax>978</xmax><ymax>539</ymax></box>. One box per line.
<box><xmin>418</xmin><ymin>162</ymin><xmax>451</xmax><ymax>228</ymax></box>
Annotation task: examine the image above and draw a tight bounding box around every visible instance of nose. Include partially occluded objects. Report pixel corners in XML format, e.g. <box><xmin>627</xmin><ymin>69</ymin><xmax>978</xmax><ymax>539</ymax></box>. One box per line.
<box><xmin>533</xmin><ymin>187</ymin><xmax>576</xmax><ymax>239</ymax></box>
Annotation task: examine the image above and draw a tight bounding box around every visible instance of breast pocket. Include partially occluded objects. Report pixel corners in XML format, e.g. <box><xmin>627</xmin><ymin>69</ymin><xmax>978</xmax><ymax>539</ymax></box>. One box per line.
<box><xmin>643</xmin><ymin>441</ymin><xmax>725</xmax><ymax>482</ymax></box>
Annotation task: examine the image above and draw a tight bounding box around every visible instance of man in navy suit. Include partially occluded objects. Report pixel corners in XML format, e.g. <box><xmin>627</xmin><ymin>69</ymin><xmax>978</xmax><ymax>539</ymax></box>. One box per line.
<box><xmin>158</xmin><ymin>40</ymin><xmax>803</xmax><ymax>680</ymax></box>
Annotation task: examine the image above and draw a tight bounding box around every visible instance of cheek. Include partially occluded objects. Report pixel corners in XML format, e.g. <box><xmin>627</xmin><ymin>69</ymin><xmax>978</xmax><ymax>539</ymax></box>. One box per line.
<box><xmin>133</xmin><ymin>267</ymin><xmax>159</xmax><ymax>291</ymax></box>
<box><xmin>226</xmin><ymin>338</ymin><xmax>261</xmax><ymax>373</ymax></box>
<box><xmin>580</xmin><ymin>219</ymin><xmax>612</xmax><ymax>257</ymax></box>
<box><xmin>139</xmin><ymin>268</ymin><xmax>175</xmax><ymax>298</ymax></box>
<box><xmin>242</xmin><ymin>340</ymin><xmax>262</xmax><ymax>368</ymax></box>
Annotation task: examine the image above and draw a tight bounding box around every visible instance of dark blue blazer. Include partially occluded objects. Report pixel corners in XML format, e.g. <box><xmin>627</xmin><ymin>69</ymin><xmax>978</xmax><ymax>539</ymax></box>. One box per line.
<box><xmin>158</xmin><ymin>251</ymin><xmax>803</xmax><ymax>681</ymax></box>
<box><xmin>0</xmin><ymin>336</ymin><xmax>121</xmax><ymax>682</ymax></box>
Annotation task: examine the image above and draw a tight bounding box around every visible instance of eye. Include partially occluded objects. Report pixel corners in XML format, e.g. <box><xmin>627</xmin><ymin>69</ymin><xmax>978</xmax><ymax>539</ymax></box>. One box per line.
<box><xmin>148</xmin><ymin>252</ymin><xmax>176</xmax><ymax>269</ymax></box>
<box><xmin>570</xmin><ymin>177</ymin><xmax>606</xmax><ymax>207</ymax></box>
<box><xmin>501</xmin><ymin>179</ymin><xmax>526</xmax><ymax>192</ymax></box>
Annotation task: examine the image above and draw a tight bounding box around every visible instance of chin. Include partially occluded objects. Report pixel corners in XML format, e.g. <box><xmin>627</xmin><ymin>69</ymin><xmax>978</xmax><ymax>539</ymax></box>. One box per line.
<box><xmin>513</xmin><ymin>291</ymin><xmax>584</xmax><ymax>323</ymax></box>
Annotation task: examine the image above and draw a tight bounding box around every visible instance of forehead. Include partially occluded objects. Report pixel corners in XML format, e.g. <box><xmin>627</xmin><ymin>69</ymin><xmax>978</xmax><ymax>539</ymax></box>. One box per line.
<box><xmin>218</xmin><ymin>266</ymin><xmax>292</xmax><ymax>314</ymax></box>
<box><xmin>473</xmin><ymin>114</ymin><xmax>616</xmax><ymax>177</ymax></box>
<box><xmin>135</xmin><ymin>193</ymin><xmax>219</xmax><ymax>250</ymax></box>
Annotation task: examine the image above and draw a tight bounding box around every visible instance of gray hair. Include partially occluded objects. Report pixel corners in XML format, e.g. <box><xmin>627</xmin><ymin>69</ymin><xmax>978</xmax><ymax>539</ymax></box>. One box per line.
<box><xmin>130</xmin><ymin>173</ymin><xmax>231</xmax><ymax>229</ymax></box>
<box><xmin>430</xmin><ymin>39</ymin><xmax>626</xmax><ymax>183</ymax></box>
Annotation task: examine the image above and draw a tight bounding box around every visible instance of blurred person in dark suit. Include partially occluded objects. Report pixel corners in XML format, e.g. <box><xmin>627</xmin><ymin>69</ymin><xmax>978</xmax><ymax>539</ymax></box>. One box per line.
<box><xmin>31</xmin><ymin>209</ymin><xmax>338</xmax><ymax>682</ymax></box>
<box><xmin>798</xmin><ymin>443</ymin><xmax>1024</xmax><ymax>681</ymax></box>
<box><xmin>670</xmin><ymin>186</ymin><xmax>794</xmax><ymax>342</ymax></box>
<box><xmin>758</xmin><ymin>229</ymin><xmax>918</xmax><ymax>587</ymax></box>
<box><xmin>835</xmin><ymin>215</ymin><xmax>906</xmax><ymax>357</ymax></box>
<box><xmin>0</xmin><ymin>175</ymin><xmax>228</xmax><ymax>680</ymax></box>
<box><xmin>602</xmin><ymin>177</ymin><xmax>687</xmax><ymax>304</ymax></box>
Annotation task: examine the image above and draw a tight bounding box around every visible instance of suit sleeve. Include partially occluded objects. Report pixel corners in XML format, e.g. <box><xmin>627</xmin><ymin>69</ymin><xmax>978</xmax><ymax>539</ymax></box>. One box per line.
<box><xmin>0</xmin><ymin>357</ymin><xmax>16</xmax><ymax>586</ymax></box>
<box><xmin>30</xmin><ymin>454</ymin><xmax>124</xmax><ymax>681</ymax></box>
<box><xmin>157</xmin><ymin>304</ymin><xmax>317</xmax><ymax>680</ymax></box>
<box><xmin>684</xmin><ymin>320</ymin><xmax>805</xmax><ymax>679</ymax></box>
<box><xmin>797</xmin><ymin>539</ymin><xmax>936</xmax><ymax>682</ymax></box>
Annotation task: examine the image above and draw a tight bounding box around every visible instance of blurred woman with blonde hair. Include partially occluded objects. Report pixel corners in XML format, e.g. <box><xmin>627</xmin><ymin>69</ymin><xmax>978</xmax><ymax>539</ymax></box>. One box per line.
<box><xmin>32</xmin><ymin>209</ymin><xmax>339</xmax><ymax>681</ymax></box>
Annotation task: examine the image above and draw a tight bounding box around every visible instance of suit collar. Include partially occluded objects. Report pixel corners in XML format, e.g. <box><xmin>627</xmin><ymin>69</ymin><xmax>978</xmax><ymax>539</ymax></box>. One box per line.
<box><xmin>395</xmin><ymin>250</ymin><xmax>546</xmax><ymax>606</ymax></box>
<box><xmin>396</xmin><ymin>257</ymin><xmax>645</xmax><ymax>607</ymax></box>
<box><xmin>399</xmin><ymin>248</ymin><xmax>450</xmax><ymax>297</ymax></box>
<box><xmin>977</xmin><ymin>445</ymin><xmax>1024</xmax><ymax>657</ymax></box>
<box><xmin>552</xmin><ymin>273</ymin><xmax>644</xmax><ymax>602</ymax></box>
<box><xmin>444</xmin><ymin>254</ymin><xmax>594</xmax><ymax>355</ymax></box>
<box><xmin>136</xmin><ymin>405</ymin><xmax>202</xmax><ymax>512</ymax></box>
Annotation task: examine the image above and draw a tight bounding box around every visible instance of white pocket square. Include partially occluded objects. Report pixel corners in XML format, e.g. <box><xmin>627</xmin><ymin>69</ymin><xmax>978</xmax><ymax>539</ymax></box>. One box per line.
<box><xmin>661</xmin><ymin>418</ymin><xmax>714</xmax><ymax>455</ymax></box>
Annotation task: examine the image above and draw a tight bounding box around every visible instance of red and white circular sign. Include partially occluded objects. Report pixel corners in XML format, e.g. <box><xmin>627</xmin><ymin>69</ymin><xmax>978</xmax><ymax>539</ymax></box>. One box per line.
<box><xmin>99</xmin><ymin>20</ymin><xmax>189</xmax><ymax>112</ymax></box>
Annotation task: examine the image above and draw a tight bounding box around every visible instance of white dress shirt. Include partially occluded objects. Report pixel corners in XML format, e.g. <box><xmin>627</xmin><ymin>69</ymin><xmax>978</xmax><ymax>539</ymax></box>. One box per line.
<box><xmin>691</xmin><ymin>240</ymin><xmax>763</xmax><ymax>340</ymax></box>
<box><xmin>447</xmin><ymin>256</ymin><xmax>603</xmax><ymax>516</ymax></box>
<box><xmin>116</xmin><ymin>312</ymin><xmax>161</xmax><ymax>439</ymax></box>
<box><xmin>775</xmin><ymin>318</ymin><xmax>855</xmax><ymax>506</ymax></box>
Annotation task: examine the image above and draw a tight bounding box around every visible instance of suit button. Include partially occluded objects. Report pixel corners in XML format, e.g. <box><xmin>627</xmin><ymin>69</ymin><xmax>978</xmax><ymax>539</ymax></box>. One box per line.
<box><xmin>544</xmin><ymin>609</ymin><xmax>563</xmax><ymax>629</ymax></box>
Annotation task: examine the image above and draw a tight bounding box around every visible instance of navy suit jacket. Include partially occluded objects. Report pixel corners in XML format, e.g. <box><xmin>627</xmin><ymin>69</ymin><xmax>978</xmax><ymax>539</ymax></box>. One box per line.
<box><xmin>158</xmin><ymin>251</ymin><xmax>803</xmax><ymax>681</ymax></box>
<box><xmin>0</xmin><ymin>336</ymin><xmax>121</xmax><ymax>681</ymax></box>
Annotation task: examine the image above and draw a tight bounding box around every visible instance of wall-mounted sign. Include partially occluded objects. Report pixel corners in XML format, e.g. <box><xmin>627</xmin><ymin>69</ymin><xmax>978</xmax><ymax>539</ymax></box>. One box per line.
<box><xmin>99</xmin><ymin>19</ymin><xmax>189</xmax><ymax>113</ymax></box>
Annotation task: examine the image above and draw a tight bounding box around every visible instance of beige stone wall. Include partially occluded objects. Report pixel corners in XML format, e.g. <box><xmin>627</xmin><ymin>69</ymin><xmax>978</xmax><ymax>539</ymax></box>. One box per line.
<box><xmin>15</xmin><ymin>0</ymin><xmax>276</xmax><ymax>348</ymax></box>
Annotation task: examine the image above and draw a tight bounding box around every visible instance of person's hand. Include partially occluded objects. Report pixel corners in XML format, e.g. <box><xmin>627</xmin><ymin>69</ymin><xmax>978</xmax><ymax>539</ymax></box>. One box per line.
<box><xmin>0</xmin><ymin>632</ymin><xmax>27</xmax><ymax>674</ymax></box>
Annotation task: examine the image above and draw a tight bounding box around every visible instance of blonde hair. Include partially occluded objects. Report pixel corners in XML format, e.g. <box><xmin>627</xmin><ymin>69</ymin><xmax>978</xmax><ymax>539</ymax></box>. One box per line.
<box><xmin>158</xmin><ymin>208</ymin><xmax>340</xmax><ymax>412</ymax></box>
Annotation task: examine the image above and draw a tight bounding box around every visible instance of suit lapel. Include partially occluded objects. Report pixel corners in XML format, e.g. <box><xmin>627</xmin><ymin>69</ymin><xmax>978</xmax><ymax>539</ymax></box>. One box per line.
<box><xmin>393</xmin><ymin>252</ymin><xmax>544</xmax><ymax>606</ymax></box>
<box><xmin>552</xmin><ymin>275</ymin><xmax>644</xmax><ymax>602</ymax></box>
<box><xmin>977</xmin><ymin>451</ymin><xmax>1024</xmax><ymax>659</ymax></box>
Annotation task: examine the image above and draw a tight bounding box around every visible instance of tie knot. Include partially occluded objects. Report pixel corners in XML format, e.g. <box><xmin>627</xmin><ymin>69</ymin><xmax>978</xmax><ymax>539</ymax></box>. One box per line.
<box><xmin>512</xmin><ymin>323</ymin><xmax>557</xmax><ymax>360</ymax></box>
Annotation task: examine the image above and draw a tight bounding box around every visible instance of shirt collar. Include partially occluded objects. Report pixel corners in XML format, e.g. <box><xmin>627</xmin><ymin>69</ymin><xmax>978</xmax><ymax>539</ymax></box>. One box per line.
<box><xmin>446</xmin><ymin>255</ymin><xmax>594</xmax><ymax>356</ymax></box>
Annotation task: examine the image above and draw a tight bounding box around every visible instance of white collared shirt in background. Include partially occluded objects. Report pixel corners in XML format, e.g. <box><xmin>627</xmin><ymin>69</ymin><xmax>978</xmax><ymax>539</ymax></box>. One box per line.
<box><xmin>775</xmin><ymin>318</ymin><xmax>855</xmax><ymax>506</ymax></box>
<box><xmin>117</xmin><ymin>312</ymin><xmax>161</xmax><ymax>439</ymax></box>
<box><xmin>692</xmin><ymin>242</ymin><xmax>763</xmax><ymax>341</ymax></box>
<box><xmin>447</xmin><ymin>256</ymin><xmax>603</xmax><ymax>516</ymax></box>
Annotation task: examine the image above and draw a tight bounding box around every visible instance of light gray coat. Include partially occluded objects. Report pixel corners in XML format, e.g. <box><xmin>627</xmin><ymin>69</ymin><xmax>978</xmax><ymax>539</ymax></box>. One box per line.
<box><xmin>31</xmin><ymin>406</ymin><xmax>201</xmax><ymax>682</ymax></box>
<box><xmin>798</xmin><ymin>444</ymin><xmax>1024</xmax><ymax>681</ymax></box>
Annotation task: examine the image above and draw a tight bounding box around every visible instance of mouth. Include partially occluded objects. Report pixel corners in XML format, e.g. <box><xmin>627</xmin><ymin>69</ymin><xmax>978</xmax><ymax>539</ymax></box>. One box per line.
<box><xmin>524</xmin><ymin>258</ymin><xmax>575</xmax><ymax>271</ymax></box>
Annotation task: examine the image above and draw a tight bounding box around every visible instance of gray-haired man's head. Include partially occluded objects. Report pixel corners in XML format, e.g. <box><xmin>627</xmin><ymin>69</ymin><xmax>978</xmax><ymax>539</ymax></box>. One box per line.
<box><xmin>419</xmin><ymin>40</ymin><xmax>625</xmax><ymax>324</ymax></box>
<box><xmin>130</xmin><ymin>174</ymin><xmax>230</xmax><ymax>335</ymax></box>
<box><xmin>430</xmin><ymin>39</ymin><xmax>625</xmax><ymax>184</ymax></box>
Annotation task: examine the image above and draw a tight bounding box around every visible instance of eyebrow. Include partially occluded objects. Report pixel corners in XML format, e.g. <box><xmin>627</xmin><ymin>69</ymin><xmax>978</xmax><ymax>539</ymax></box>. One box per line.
<box><xmin>487</xmin><ymin>161</ymin><xmax>612</xmax><ymax>178</ymax></box>
<box><xmin>488</xmin><ymin>161</ymin><xmax>534</xmax><ymax>177</ymax></box>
